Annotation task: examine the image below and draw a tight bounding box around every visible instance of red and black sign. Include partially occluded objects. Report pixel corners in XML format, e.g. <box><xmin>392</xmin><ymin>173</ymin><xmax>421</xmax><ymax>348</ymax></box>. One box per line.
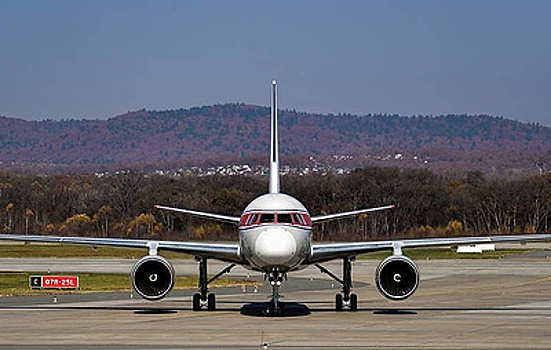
<box><xmin>29</xmin><ymin>275</ymin><xmax>79</xmax><ymax>290</ymax></box>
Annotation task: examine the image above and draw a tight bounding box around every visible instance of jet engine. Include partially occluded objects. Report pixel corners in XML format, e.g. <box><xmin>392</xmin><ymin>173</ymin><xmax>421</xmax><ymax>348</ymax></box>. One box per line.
<box><xmin>131</xmin><ymin>255</ymin><xmax>175</xmax><ymax>301</ymax></box>
<box><xmin>375</xmin><ymin>255</ymin><xmax>419</xmax><ymax>301</ymax></box>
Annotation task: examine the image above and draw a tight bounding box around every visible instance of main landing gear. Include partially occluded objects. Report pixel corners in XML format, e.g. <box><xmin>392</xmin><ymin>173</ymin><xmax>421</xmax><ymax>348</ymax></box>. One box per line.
<box><xmin>192</xmin><ymin>257</ymin><xmax>236</xmax><ymax>311</ymax></box>
<box><xmin>316</xmin><ymin>256</ymin><xmax>358</xmax><ymax>311</ymax></box>
<box><xmin>265</xmin><ymin>268</ymin><xmax>286</xmax><ymax>316</ymax></box>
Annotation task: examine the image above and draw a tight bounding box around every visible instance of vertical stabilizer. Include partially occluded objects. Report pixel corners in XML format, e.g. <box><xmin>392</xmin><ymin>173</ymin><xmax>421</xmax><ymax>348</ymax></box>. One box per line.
<box><xmin>269</xmin><ymin>80</ymin><xmax>280</xmax><ymax>194</ymax></box>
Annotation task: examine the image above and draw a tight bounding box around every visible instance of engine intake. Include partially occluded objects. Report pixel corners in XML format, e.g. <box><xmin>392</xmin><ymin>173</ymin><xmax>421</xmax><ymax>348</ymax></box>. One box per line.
<box><xmin>131</xmin><ymin>255</ymin><xmax>175</xmax><ymax>301</ymax></box>
<box><xmin>375</xmin><ymin>255</ymin><xmax>419</xmax><ymax>301</ymax></box>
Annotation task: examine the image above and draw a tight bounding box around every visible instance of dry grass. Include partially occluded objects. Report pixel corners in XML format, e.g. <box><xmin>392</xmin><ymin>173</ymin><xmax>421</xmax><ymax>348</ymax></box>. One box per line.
<box><xmin>0</xmin><ymin>243</ymin><xmax>189</xmax><ymax>259</ymax></box>
<box><xmin>0</xmin><ymin>272</ymin><xmax>253</xmax><ymax>297</ymax></box>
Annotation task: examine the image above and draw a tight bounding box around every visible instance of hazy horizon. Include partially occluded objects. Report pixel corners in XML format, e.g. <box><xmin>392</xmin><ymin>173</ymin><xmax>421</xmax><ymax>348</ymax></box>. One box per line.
<box><xmin>1</xmin><ymin>1</ymin><xmax>550</xmax><ymax>126</ymax></box>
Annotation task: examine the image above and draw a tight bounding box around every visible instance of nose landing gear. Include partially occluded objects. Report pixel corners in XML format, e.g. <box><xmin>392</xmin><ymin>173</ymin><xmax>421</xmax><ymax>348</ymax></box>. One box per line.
<box><xmin>265</xmin><ymin>268</ymin><xmax>286</xmax><ymax>316</ymax></box>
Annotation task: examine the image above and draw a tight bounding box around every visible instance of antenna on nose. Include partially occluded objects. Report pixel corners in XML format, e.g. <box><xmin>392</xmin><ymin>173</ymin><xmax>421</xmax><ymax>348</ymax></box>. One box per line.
<box><xmin>269</xmin><ymin>80</ymin><xmax>280</xmax><ymax>194</ymax></box>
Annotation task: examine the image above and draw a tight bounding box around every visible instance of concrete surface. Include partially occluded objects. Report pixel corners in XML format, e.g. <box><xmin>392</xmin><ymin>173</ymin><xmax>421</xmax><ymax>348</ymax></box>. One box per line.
<box><xmin>1</xmin><ymin>256</ymin><xmax>551</xmax><ymax>349</ymax></box>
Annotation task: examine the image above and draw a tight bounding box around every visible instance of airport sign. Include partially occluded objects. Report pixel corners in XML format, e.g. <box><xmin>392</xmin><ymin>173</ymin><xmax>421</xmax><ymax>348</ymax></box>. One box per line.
<box><xmin>29</xmin><ymin>275</ymin><xmax>79</xmax><ymax>290</ymax></box>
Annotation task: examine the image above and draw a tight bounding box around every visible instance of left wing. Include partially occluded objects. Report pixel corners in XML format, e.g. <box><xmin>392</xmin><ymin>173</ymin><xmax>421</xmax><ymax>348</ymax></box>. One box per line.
<box><xmin>310</xmin><ymin>233</ymin><xmax>551</xmax><ymax>263</ymax></box>
<box><xmin>0</xmin><ymin>234</ymin><xmax>242</xmax><ymax>264</ymax></box>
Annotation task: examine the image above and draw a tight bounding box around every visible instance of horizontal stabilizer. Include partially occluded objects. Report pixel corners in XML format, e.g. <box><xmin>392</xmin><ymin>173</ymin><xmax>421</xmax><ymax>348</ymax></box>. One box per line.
<box><xmin>154</xmin><ymin>205</ymin><xmax>241</xmax><ymax>225</ymax></box>
<box><xmin>311</xmin><ymin>205</ymin><xmax>395</xmax><ymax>224</ymax></box>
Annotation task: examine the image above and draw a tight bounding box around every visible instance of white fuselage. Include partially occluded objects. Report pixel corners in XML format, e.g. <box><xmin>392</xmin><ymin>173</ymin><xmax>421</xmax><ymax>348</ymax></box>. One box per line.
<box><xmin>238</xmin><ymin>193</ymin><xmax>312</xmax><ymax>272</ymax></box>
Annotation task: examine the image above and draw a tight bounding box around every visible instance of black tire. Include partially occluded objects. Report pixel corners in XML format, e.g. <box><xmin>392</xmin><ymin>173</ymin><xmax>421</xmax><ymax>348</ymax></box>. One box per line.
<box><xmin>335</xmin><ymin>294</ymin><xmax>343</xmax><ymax>311</ymax></box>
<box><xmin>275</xmin><ymin>302</ymin><xmax>284</xmax><ymax>316</ymax></box>
<box><xmin>350</xmin><ymin>293</ymin><xmax>358</xmax><ymax>311</ymax></box>
<box><xmin>192</xmin><ymin>293</ymin><xmax>201</xmax><ymax>311</ymax></box>
<box><xmin>207</xmin><ymin>293</ymin><xmax>216</xmax><ymax>311</ymax></box>
<box><xmin>266</xmin><ymin>301</ymin><xmax>275</xmax><ymax>316</ymax></box>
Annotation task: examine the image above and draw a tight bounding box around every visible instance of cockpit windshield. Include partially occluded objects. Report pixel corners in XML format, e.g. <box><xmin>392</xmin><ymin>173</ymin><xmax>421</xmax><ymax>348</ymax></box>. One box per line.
<box><xmin>239</xmin><ymin>212</ymin><xmax>311</xmax><ymax>228</ymax></box>
<box><xmin>259</xmin><ymin>213</ymin><xmax>275</xmax><ymax>223</ymax></box>
<box><xmin>277</xmin><ymin>213</ymin><xmax>293</xmax><ymax>223</ymax></box>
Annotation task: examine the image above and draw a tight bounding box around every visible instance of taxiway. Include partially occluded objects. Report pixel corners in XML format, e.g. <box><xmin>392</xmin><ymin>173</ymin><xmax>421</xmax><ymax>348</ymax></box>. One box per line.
<box><xmin>1</xmin><ymin>255</ymin><xmax>551</xmax><ymax>349</ymax></box>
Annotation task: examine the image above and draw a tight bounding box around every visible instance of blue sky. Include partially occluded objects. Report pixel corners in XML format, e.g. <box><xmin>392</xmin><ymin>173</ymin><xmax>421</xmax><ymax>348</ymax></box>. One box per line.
<box><xmin>1</xmin><ymin>0</ymin><xmax>550</xmax><ymax>125</ymax></box>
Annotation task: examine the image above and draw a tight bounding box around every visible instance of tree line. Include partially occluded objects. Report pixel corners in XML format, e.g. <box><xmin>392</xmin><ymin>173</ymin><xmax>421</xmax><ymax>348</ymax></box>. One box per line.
<box><xmin>0</xmin><ymin>168</ymin><xmax>549</xmax><ymax>242</ymax></box>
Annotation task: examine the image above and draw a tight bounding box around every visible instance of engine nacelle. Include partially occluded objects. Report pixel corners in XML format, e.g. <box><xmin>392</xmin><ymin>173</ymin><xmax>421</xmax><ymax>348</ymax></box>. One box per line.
<box><xmin>375</xmin><ymin>255</ymin><xmax>419</xmax><ymax>301</ymax></box>
<box><xmin>131</xmin><ymin>255</ymin><xmax>175</xmax><ymax>301</ymax></box>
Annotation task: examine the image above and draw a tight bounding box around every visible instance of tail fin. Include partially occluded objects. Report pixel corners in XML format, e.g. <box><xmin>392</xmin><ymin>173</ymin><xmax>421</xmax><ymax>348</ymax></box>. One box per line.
<box><xmin>269</xmin><ymin>80</ymin><xmax>280</xmax><ymax>194</ymax></box>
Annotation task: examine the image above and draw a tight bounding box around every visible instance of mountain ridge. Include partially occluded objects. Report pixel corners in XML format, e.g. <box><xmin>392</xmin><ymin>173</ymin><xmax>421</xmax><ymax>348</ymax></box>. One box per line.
<box><xmin>1</xmin><ymin>104</ymin><xmax>550</xmax><ymax>176</ymax></box>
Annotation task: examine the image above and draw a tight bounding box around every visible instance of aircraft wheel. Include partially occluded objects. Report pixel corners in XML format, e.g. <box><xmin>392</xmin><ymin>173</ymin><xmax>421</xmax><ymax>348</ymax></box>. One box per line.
<box><xmin>207</xmin><ymin>293</ymin><xmax>216</xmax><ymax>311</ymax></box>
<box><xmin>350</xmin><ymin>293</ymin><xmax>358</xmax><ymax>311</ymax></box>
<box><xmin>192</xmin><ymin>293</ymin><xmax>201</xmax><ymax>311</ymax></box>
<box><xmin>335</xmin><ymin>294</ymin><xmax>343</xmax><ymax>311</ymax></box>
<box><xmin>266</xmin><ymin>301</ymin><xmax>274</xmax><ymax>316</ymax></box>
<box><xmin>266</xmin><ymin>302</ymin><xmax>283</xmax><ymax>316</ymax></box>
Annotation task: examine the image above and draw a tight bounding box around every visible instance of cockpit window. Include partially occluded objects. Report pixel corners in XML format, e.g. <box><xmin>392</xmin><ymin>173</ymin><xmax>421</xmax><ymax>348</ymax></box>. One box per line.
<box><xmin>259</xmin><ymin>213</ymin><xmax>275</xmax><ymax>223</ymax></box>
<box><xmin>277</xmin><ymin>213</ymin><xmax>292</xmax><ymax>223</ymax></box>
<box><xmin>293</xmin><ymin>213</ymin><xmax>305</xmax><ymax>225</ymax></box>
<box><xmin>246</xmin><ymin>214</ymin><xmax>258</xmax><ymax>225</ymax></box>
<box><xmin>240</xmin><ymin>211</ymin><xmax>311</xmax><ymax>227</ymax></box>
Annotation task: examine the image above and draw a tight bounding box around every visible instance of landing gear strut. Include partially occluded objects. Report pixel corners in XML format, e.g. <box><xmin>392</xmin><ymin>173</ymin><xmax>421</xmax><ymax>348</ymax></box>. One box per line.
<box><xmin>265</xmin><ymin>268</ymin><xmax>285</xmax><ymax>316</ymax></box>
<box><xmin>316</xmin><ymin>256</ymin><xmax>358</xmax><ymax>311</ymax></box>
<box><xmin>192</xmin><ymin>257</ymin><xmax>235</xmax><ymax>311</ymax></box>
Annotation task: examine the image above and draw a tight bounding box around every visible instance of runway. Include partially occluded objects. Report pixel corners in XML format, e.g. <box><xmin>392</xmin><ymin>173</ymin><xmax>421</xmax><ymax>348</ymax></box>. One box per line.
<box><xmin>1</xmin><ymin>255</ymin><xmax>551</xmax><ymax>349</ymax></box>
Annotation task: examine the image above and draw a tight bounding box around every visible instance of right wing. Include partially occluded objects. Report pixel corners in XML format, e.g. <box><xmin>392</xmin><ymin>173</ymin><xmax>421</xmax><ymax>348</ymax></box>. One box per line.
<box><xmin>0</xmin><ymin>234</ymin><xmax>242</xmax><ymax>264</ymax></box>
<box><xmin>155</xmin><ymin>205</ymin><xmax>241</xmax><ymax>225</ymax></box>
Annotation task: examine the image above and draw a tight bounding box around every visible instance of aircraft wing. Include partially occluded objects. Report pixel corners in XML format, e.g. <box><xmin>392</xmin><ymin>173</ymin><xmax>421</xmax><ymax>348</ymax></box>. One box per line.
<box><xmin>310</xmin><ymin>233</ymin><xmax>551</xmax><ymax>263</ymax></box>
<box><xmin>0</xmin><ymin>234</ymin><xmax>242</xmax><ymax>264</ymax></box>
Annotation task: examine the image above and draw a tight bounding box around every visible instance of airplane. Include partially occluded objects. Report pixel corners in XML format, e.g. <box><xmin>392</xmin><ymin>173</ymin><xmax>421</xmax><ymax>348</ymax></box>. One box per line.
<box><xmin>1</xmin><ymin>80</ymin><xmax>551</xmax><ymax>316</ymax></box>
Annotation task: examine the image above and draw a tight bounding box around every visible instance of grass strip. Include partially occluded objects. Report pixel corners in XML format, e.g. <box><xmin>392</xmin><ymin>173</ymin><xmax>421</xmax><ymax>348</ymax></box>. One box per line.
<box><xmin>0</xmin><ymin>272</ymin><xmax>254</xmax><ymax>297</ymax></box>
<box><xmin>0</xmin><ymin>244</ymin><xmax>189</xmax><ymax>259</ymax></box>
<box><xmin>359</xmin><ymin>248</ymin><xmax>534</xmax><ymax>260</ymax></box>
<box><xmin>0</xmin><ymin>244</ymin><xmax>537</xmax><ymax>260</ymax></box>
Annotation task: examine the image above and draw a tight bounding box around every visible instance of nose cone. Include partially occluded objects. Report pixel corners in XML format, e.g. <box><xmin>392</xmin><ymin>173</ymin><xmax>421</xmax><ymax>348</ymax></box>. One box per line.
<box><xmin>255</xmin><ymin>228</ymin><xmax>297</xmax><ymax>265</ymax></box>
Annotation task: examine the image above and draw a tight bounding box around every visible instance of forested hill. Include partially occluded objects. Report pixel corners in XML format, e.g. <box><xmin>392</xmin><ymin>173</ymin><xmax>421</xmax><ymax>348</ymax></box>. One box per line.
<box><xmin>1</xmin><ymin>104</ymin><xmax>550</xmax><ymax>175</ymax></box>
